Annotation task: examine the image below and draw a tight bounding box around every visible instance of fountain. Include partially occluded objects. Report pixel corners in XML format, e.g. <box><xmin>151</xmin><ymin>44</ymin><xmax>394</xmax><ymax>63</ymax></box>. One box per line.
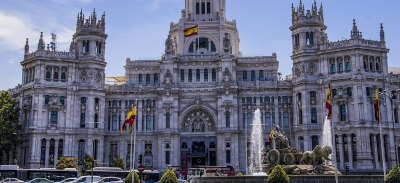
<box><xmin>248</xmin><ymin>109</ymin><xmax>266</xmax><ymax>175</ymax></box>
<box><xmin>322</xmin><ymin>117</ymin><xmax>333</xmax><ymax>165</ymax></box>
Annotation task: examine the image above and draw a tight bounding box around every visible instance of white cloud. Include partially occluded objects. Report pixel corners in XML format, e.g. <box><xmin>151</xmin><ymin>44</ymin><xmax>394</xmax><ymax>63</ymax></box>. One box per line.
<box><xmin>0</xmin><ymin>11</ymin><xmax>74</xmax><ymax>52</ymax></box>
<box><xmin>146</xmin><ymin>0</ymin><xmax>180</xmax><ymax>11</ymax></box>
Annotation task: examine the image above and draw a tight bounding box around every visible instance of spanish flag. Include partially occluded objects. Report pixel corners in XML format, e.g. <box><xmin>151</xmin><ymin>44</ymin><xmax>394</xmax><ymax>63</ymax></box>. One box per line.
<box><xmin>375</xmin><ymin>89</ymin><xmax>380</xmax><ymax>123</ymax></box>
<box><xmin>325</xmin><ymin>85</ymin><xmax>332</xmax><ymax>119</ymax></box>
<box><xmin>120</xmin><ymin>105</ymin><xmax>137</xmax><ymax>134</ymax></box>
<box><xmin>184</xmin><ymin>25</ymin><xmax>198</xmax><ymax>37</ymax></box>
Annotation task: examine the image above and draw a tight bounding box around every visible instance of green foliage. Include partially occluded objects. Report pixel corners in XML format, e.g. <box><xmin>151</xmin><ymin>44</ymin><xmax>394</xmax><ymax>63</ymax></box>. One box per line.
<box><xmin>111</xmin><ymin>157</ymin><xmax>125</xmax><ymax>170</ymax></box>
<box><xmin>56</xmin><ymin>156</ymin><xmax>79</xmax><ymax>169</ymax></box>
<box><xmin>159</xmin><ymin>168</ymin><xmax>178</xmax><ymax>183</ymax></box>
<box><xmin>0</xmin><ymin>91</ymin><xmax>20</xmax><ymax>164</ymax></box>
<box><xmin>124</xmin><ymin>171</ymin><xmax>140</xmax><ymax>183</ymax></box>
<box><xmin>236</xmin><ymin>172</ymin><xmax>243</xmax><ymax>176</ymax></box>
<box><xmin>385</xmin><ymin>166</ymin><xmax>400</xmax><ymax>183</ymax></box>
<box><xmin>267</xmin><ymin>165</ymin><xmax>289</xmax><ymax>183</ymax></box>
<box><xmin>83</xmin><ymin>154</ymin><xmax>99</xmax><ymax>171</ymax></box>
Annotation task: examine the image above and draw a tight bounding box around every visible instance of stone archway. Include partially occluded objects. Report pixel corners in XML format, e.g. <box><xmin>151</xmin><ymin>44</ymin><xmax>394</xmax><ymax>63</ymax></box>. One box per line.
<box><xmin>181</xmin><ymin>108</ymin><xmax>215</xmax><ymax>132</ymax></box>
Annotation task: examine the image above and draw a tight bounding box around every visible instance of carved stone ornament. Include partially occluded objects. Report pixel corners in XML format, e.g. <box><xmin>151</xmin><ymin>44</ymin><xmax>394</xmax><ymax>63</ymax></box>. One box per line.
<box><xmin>223</xmin><ymin>32</ymin><xmax>231</xmax><ymax>54</ymax></box>
<box><xmin>81</xmin><ymin>69</ymin><xmax>89</xmax><ymax>81</ymax></box>
<box><xmin>48</xmin><ymin>95</ymin><xmax>60</xmax><ymax>106</ymax></box>
<box><xmin>182</xmin><ymin>109</ymin><xmax>214</xmax><ymax>132</ymax></box>
<box><xmin>95</xmin><ymin>71</ymin><xmax>102</xmax><ymax>82</ymax></box>
<box><xmin>222</xmin><ymin>68</ymin><xmax>233</xmax><ymax>88</ymax></box>
<box><xmin>307</xmin><ymin>63</ymin><xmax>317</xmax><ymax>75</ymax></box>
<box><xmin>163</xmin><ymin>69</ymin><xmax>173</xmax><ymax>90</ymax></box>
<box><xmin>165</xmin><ymin>34</ymin><xmax>173</xmax><ymax>55</ymax></box>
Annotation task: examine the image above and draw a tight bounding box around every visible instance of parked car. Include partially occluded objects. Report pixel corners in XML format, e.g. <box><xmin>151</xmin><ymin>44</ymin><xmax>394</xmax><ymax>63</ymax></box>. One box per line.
<box><xmin>0</xmin><ymin>178</ymin><xmax>24</xmax><ymax>183</ymax></box>
<box><xmin>72</xmin><ymin>176</ymin><xmax>102</xmax><ymax>183</ymax></box>
<box><xmin>26</xmin><ymin>178</ymin><xmax>54</xmax><ymax>183</ymax></box>
<box><xmin>100</xmin><ymin>177</ymin><xmax>123</xmax><ymax>183</ymax></box>
<box><xmin>177</xmin><ymin>179</ymin><xmax>187</xmax><ymax>183</ymax></box>
<box><xmin>56</xmin><ymin>178</ymin><xmax>76</xmax><ymax>183</ymax></box>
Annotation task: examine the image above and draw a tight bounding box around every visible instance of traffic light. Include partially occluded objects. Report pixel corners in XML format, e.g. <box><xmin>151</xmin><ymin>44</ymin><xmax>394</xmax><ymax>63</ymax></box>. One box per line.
<box><xmin>138</xmin><ymin>154</ymin><xmax>143</xmax><ymax>165</ymax></box>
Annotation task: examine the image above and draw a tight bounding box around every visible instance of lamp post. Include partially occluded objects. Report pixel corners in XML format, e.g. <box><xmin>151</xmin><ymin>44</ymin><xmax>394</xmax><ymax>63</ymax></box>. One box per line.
<box><xmin>380</xmin><ymin>89</ymin><xmax>400</xmax><ymax>167</ymax></box>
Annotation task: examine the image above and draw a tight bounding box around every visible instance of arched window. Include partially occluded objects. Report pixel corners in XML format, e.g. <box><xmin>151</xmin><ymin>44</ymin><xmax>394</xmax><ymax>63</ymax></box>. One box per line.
<box><xmin>204</xmin><ymin>69</ymin><xmax>208</xmax><ymax>82</ymax></box>
<box><xmin>40</xmin><ymin>139</ymin><xmax>46</xmax><ymax>165</ymax></box>
<box><xmin>363</xmin><ymin>56</ymin><xmax>368</xmax><ymax>71</ymax></box>
<box><xmin>312</xmin><ymin>136</ymin><xmax>319</xmax><ymax>150</ymax></box>
<box><xmin>180</xmin><ymin>69</ymin><xmax>185</xmax><ymax>82</ymax></box>
<box><xmin>188</xmin><ymin>69</ymin><xmax>193</xmax><ymax>82</ymax></box>
<box><xmin>46</xmin><ymin>71</ymin><xmax>51</xmax><ymax>81</ymax></box>
<box><xmin>369</xmin><ymin>57</ymin><xmax>375</xmax><ymax>71</ymax></box>
<box><xmin>225</xmin><ymin>111</ymin><xmax>230</xmax><ymax>127</ymax></box>
<box><xmin>330</xmin><ymin>63</ymin><xmax>336</xmax><ymax>74</ymax></box>
<box><xmin>49</xmin><ymin>139</ymin><xmax>55</xmax><ymax>165</ymax></box>
<box><xmin>196</xmin><ymin>69</ymin><xmax>200</xmax><ymax>82</ymax></box>
<box><xmin>166</xmin><ymin>112</ymin><xmax>170</xmax><ymax>129</ymax></box>
<box><xmin>188</xmin><ymin>37</ymin><xmax>217</xmax><ymax>54</ymax></box>
<box><xmin>212</xmin><ymin>68</ymin><xmax>216</xmax><ymax>82</ymax></box>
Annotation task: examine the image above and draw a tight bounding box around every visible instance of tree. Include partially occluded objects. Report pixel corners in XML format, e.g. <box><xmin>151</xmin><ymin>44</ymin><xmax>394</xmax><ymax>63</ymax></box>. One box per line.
<box><xmin>0</xmin><ymin>91</ymin><xmax>20</xmax><ymax>164</ymax></box>
<box><xmin>55</xmin><ymin>156</ymin><xmax>79</xmax><ymax>170</ymax></box>
<box><xmin>83</xmin><ymin>154</ymin><xmax>99</xmax><ymax>171</ymax></box>
<box><xmin>267</xmin><ymin>165</ymin><xmax>289</xmax><ymax>183</ymax></box>
<box><xmin>159</xmin><ymin>168</ymin><xmax>178</xmax><ymax>183</ymax></box>
<box><xmin>385</xmin><ymin>166</ymin><xmax>400</xmax><ymax>183</ymax></box>
<box><xmin>124</xmin><ymin>171</ymin><xmax>140</xmax><ymax>183</ymax></box>
<box><xmin>111</xmin><ymin>157</ymin><xmax>124</xmax><ymax>170</ymax></box>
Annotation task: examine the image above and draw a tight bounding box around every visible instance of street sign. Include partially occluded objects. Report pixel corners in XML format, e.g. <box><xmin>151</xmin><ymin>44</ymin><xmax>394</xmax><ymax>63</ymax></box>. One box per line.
<box><xmin>138</xmin><ymin>165</ymin><xmax>145</xmax><ymax>173</ymax></box>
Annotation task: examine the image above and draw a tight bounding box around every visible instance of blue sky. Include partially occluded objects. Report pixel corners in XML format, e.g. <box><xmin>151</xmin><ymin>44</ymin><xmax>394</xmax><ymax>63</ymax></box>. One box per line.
<box><xmin>0</xmin><ymin>0</ymin><xmax>399</xmax><ymax>90</ymax></box>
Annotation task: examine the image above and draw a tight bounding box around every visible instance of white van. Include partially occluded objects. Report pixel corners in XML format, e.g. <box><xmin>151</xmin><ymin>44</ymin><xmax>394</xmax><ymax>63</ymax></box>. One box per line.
<box><xmin>73</xmin><ymin>176</ymin><xmax>103</xmax><ymax>183</ymax></box>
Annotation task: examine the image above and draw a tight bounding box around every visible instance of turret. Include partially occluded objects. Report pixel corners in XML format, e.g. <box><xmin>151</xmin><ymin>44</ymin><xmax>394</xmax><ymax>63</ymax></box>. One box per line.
<box><xmin>290</xmin><ymin>1</ymin><xmax>326</xmax><ymax>54</ymax></box>
<box><xmin>72</xmin><ymin>9</ymin><xmax>107</xmax><ymax>61</ymax></box>
<box><xmin>380</xmin><ymin>23</ymin><xmax>385</xmax><ymax>42</ymax></box>
<box><xmin>37</xmin><ymin>32</ymin><xmax>45</xmax><ymax>51</ymax></box>
<box><xmin>351</xmin><ymin>19</ymin><xmax>362</xmax><ymax>39</ymax></box>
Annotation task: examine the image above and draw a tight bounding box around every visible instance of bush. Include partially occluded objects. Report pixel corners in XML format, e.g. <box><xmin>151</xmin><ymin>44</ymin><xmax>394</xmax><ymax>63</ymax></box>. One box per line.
<box><xmin>267</xmin><ymin>165</ymin><xmax>289</xmax><ymax>183</ymax></box>
<box><xmin>159</xmin><ymin>168</ymin><xmax>178</xmax><ymax>183</ymax></box>
<box><xmin>83</xmin><ymin>154</ymin><xmax>99</xmax><ymax>171</ymax></box>
<box><xmin>125</xmin><ymin>171</ymin><xmax>140</xmax><ymax>183</ymax></box>
<box><xmin>385</xmin><ymin>166</ymin><xmax>400</xmax><ymax>183</ymax></box>
<box><xmin>236</xmin><ymin>172</ymin><xmax>243</xmax><ymax>176</ymax></box>
<box><xmin>111</xmin><ymin>157</ymin><xmax>125</xmax><ymax>170</ymax></box>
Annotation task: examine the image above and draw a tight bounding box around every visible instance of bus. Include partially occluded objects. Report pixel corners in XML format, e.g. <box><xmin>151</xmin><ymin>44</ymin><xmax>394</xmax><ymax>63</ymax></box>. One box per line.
<box><xmin>187</xmin><ymin>166</ymin><xmax>234</xmax><ymax>182</ymax></box>
<box><xmin>0</xmin><ymin>165</ymin><xmax>19</xmax><ymax>180</ymax></box>
<box><xmin>86</xmin><ymin>167</ymin><xmax>160</xmax><ymax>183</ymax></box>
<box><xmin>18</xmin><ymin>168</ymin><xmax>79</xmax><ymax>181</ymax></box>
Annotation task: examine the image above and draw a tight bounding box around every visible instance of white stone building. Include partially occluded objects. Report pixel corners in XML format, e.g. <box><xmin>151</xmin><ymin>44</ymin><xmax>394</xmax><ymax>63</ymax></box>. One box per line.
<box><xmin>9</xmin><ymin>0</ymin><xmax>400</xmax><ymax>174</ymax></box>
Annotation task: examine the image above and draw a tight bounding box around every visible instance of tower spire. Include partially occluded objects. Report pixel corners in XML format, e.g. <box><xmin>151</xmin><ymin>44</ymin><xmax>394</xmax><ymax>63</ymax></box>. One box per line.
<box><xmin>37</xmin><ymin>32</ymin><xmax>45</xmax><ymax>51</ymax></box>
<box><xmin>25</xmin><ymin>38</ymin><xmax>29</xmax><ymax>55</ymax></box>
<box><xmin>380</xmin><ymin>23</ymin><xmax>385</xmax><ymax>42</ymax></box>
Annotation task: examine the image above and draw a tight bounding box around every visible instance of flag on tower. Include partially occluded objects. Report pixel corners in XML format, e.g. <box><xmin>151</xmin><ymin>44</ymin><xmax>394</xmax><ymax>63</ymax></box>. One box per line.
<box><xmin>184</xmin><ymin>25</ymin><xmax>198</xmax><ymax>37</ymax></box>
<box><xmin>325</xmin><ymin>84</ymin><xmax>332</xmax><ymax>119</ymax></box>
<box><xmin>375</xmin><ymin>89</ymin><xmax>380</xmax><ymax>123</ymax></box>
<box><xmin>120</xmin><ymin>104</ymin><xmax>137</xmax><ymax>134</ymax></box>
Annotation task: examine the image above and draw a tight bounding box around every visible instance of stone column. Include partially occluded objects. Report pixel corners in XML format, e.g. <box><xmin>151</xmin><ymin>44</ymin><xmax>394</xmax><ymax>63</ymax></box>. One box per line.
<box><xmin>348</xmin><ymin>135</ymin><xmax>354</xmax><ymax>169</ymax></box>
<box><xmin>373</xmin><ymin>135</ymin><xmax>379</xmax><ymax>168</ymax></box>
<box><xmin>44</xmin><ymin>139</ymin><xmax>50</xmax><ymax>168</ymax></box>
<box><xmin>54</xmin><ymin>140</ymin><xmax>59</xmax><ymax>167</ymax></box>
<box><xmin>338</xmin><ymin>135</ymin><xmax>345</xmax><ymax>170</ymax></box>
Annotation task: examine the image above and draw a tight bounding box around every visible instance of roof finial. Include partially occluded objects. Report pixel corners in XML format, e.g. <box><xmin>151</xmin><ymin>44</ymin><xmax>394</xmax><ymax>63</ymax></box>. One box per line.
<box><xmin>380</xmin><ymin>23</ymin><xmax>385</xmax><ymax>42</ymax></box>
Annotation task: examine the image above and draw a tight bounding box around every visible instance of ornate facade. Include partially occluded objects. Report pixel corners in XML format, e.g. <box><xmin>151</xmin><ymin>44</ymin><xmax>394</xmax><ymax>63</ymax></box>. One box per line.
<box><xmin>8</xmin><ymin>0</ymin><xmax>400</xmax><ymax>174</ymax></box>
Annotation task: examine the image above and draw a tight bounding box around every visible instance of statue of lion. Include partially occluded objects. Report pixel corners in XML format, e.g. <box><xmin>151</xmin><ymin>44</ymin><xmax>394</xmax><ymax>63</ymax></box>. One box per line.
<box><xmin>300</xmin><ymin>145</ymin><xmax>332</xmax><ymax>165</ymax></box>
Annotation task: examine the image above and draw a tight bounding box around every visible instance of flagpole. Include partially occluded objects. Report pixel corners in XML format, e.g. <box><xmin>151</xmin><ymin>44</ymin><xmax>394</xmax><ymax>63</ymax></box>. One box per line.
<box><xmin>379</xmin><ymin>117</ymin><xmax>387</xmax><ymax>176</ymax></box>
<box><xmin>131</xmin><ymin>99</ymin><xmax>138</xmax><ymax>183</ymax></box>
<box><xmin>330</xmin><ymin>118</ymin><xmax>339</xmax><ymax>183</ymax></box>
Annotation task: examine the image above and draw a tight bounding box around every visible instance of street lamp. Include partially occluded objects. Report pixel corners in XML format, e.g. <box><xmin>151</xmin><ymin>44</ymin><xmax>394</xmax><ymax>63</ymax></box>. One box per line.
<box><xmin>380</xmin><ymin>89</ymin><xmax>400</xmax><ymax>167</ymax></box>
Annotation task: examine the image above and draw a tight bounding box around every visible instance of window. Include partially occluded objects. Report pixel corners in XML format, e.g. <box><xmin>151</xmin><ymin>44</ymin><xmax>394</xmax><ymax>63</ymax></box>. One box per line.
<box><xmin>180</xmin><ymin>69</ymin><xmax>185</xmax><ymax>82</ymax></box>
<box><xmin>146</xmin><ymin>115</ymin><xmax>152</xmax><ymax>130</ymax></box>
<box><xmin>40</xmin><ymin>139</ymin><xmax>46</xmax><ymax>165</ymax></box>
<box><xmin>78</xmin><ymin>140</ymin><xmax>85</xmax><ymax>165</ymax></box>
<box><xmin>299</xmin><ymin>136</ymin><xmax>304</xmax><ymax>152</ymax></box>
<box><xmin>366</xmin><ymin>87</ymin><xmax>371</xmax><ymax>96</ymax></box>
<box><xmin>351</xmin><ymin>134</ymin><xmax>357</xmax><ymax>161</ymax></box>
<box><xmin>60</xmin><ymin>96</ymin><xmax>65</xmax><ymax>105</ymax></box>
<box><xmin>330</xmin><ymin>64</ymin><xmax>336</xmax><ymax>74</ymax></box>
<box><xmin>146</xmin><ymin>74</ymin><xmax>150</xmax><ymax>84</ymax></box>
<box><xmin>338</xmin><ymin>63</ymin><xmax>344</xmax><ymax>72</ymax></box>
<box><xmin>50</xmin><ymin>111</ymin><xmax>58</xmax><ymax>126</ymax></box>
<box><xmin>225</xmin><ymin>111</ymin><xmax>230</xmax><ymax>127</ymax></box>
<box><xmin>259</xmin><ymin>70</ymin><xmax>264</xmax><ymax>81</ymax></box>
<box><xmin>339</xmin><ymin>104</ymin><xmax>346</xmax><ymax>121</ymax></box>
<box><xmin>196</xmin><ymin>3</ymin><xmax>200</xmax><ymax>14</ymax></box>
<box><xmin>212</xmin><ymin>68</ymin><xmax>216</xmax><ymax>81</ymax></box>
<box><xmin>298</xmin><ymin>109</ymin><xmax>303</xmax><ymax>125</ymax></box>
<box><xmin>94</xmin><ymin>113</ymin><xmax>99</xmax><ymax>128</ymax></box>
<box><xmin>242</xmin><ymin>71</ymin><xmax>247</xmax><ymax>81</ymax></box>
<box><xmin>81</xmin><ymin>97</ymin><xmax>87</xmax><ymax>104</ymax></box>
<box><xmin>201</xmin><ymin>2</ymin><xmax>205</xmax><ymax>14</ymax></box>
<box><xmin>96</xmin><ymin>41</ymin><xmax>102</xmax><ymax>54</ymax></box>
<box><xmin>343</xmin><ymin>135</ymin><xmax>349</xmax><ymax>162</ymax></box>
<box><xmin>188</xmin><ymin>69</ymin><xmax>193</xmax><ymax>82</ymax></box>
<box><xmin>80</xmin><ymin>113</ymin><xmax>85</xmax><ymax>128</ymax></box>
<box><xmin>166</xmin><ymin>151</ymin><xmax>170</xmax><ymax>165</ymax></box>
<box><xmin>311</xmin><ymin>108</ymin><xmax>317</xmax><ymax>123</ymax></box>
<box><xmin>138</xmin><ymin>74</ymin><xmax>143</xmax><ymax>84</ymax></box>
<box><xmin>226</xmin><ymin>150</ymin><xmax>231</xmax><ymax>164</ymax></box>
<box><xmin>61</xmin><ymin>72</ymin><xmax>66</xmax><ymax>81</ymax></box>
<box><xmin>332</xmin><ymin>89</ymin><xmax>337</xmax><ymax>97</ymax></box>
<box><xmin>45</xmin><ymin>95</ymin><xmax>50</xmax><ymax>104</ymax></box>
<box><xmin>363</xmin><ymin>56</ymin><xmax>368</xmax><ymax>70</ymax></box>
<box><xmin>204</xmin><ymin>69</ymin><xmax>208</xmax><ymax>82</ymax></box>
<box><xmin>46</xmin><ymin>71</ymin><xmax>51</xmax><ymax>81</ymax></box>
<box><xmin>166</xmin><ymin>112</ymin><xmax>170</xmax><ymax>129</ymax></box>
<box><xmin>188</xmin><ymin>37</ymin><xmax>216</xmax><ymax>54</ymax></box>
<box><xmin>395</xmin><ymin>107</ymin><xmax>399</xmax><ymax>123</ymax></box>
<box><xmin>347</xmin><ymin>87</ymin><xmax>352</xmax><ymax>97</ymax></box>
<box><xmin>251</xmin><ymin>70</ymin><xmax>256</xmax><ymax>81</ymax></box>
<box><xmin>283</xmin><ymin>112</ymin><xmax>289</xmax><ymax>129</ymax></box>
<box><xmin>310</xmin><ymin>91</ymin><xmax>316</xmax><ymax>104</ymax></box>
<box><xmin>154</xmin><ymin>74</ymin><xmax>159</xmax><ymax>84</ymax></box>
<box><xmin>112</xmin><ymin>115</ymin><xmax>118</xmax><ymax>130</ymax></box>
<box><xmin>58</xmin><ymin>139</ymin><xmax>63</xmax><ymax>160</ymax></box>
<box><xmin>196</xmin><ymin>69</ymin><xmax>200</xmax><ymax>82</ymax></box>
<box><xmin>82</xmin><ymin>40</ymin><xmax>90</xmax><ymax>53</ymax></box>
<box><xmin>311</xmin><ymin>136</ymin><xmax>319</xmax><ymax>150</ymax></box>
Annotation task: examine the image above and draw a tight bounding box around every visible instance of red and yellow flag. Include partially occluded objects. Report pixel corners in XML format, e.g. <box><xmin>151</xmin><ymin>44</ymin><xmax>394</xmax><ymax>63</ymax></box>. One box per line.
<box><xmin>184</xmin><ymin>25</ymin><xmax>198</xmax><ymax>37</ymax></box>
<box><xmin>120</xmin><ymin>105</ymin><xmax>137</xmax><ymax>134</ymax></box>
<box><xmin>325</xmin><ymin>85</ymin><xmax>332</xmax><ymax>119</ymax></box>
<box><xmin>375</xmin><ymin>89</ymin><xmax>380</xmax><ymax>123</ymax></box>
